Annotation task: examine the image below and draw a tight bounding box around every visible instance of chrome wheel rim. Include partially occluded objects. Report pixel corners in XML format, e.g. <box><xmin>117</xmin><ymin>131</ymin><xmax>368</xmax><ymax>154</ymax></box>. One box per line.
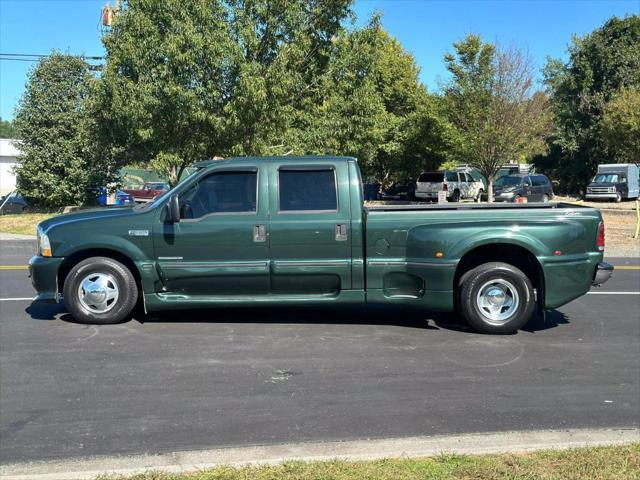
<box><xmin>476</xmin><ymin>279</ymin><xmax>520</xmax><ymax>325</ymax></box>
<box><xmin>77</xmin><ymin>272</ymin><xmax>119</xmax><ymax>314</ymax></box>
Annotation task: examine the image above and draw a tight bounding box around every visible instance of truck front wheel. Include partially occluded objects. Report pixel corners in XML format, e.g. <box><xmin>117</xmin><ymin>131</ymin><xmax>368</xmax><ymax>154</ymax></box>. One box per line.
<box><xmin>458</xmin><ymin>262</ymin><xmax>535</xmax><ymax>334</ymax></box>
<box><xmin>63</xmin><ymin>257</ymin><xmax>138</xmax><ymax>324</ymax></box>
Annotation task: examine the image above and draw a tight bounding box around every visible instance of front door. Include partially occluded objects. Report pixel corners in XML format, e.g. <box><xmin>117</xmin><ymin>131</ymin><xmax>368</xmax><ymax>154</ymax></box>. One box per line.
<box><xmin>153</xmin><ymin>167</ymin><xmax>270</xmax><ymax>296</ymax></box>
<box><xmin>268</xmin><ymin>160</ymin><xmax>352</xmax><ymax>295</ymax></box>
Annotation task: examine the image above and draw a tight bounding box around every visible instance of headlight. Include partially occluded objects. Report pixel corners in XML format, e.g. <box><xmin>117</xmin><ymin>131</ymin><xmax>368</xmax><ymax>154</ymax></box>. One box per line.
<box><xmin>37</xmin><ymin>226</ymin><xmax>52</xmax><ymax>257</ymax></box>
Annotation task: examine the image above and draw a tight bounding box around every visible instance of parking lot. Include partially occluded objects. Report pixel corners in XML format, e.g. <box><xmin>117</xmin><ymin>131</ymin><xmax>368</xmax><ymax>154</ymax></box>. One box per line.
<box><xmin>0</xmin><ymin>239</ymin><xmax>638</xmax><ymax>464</ymax></box>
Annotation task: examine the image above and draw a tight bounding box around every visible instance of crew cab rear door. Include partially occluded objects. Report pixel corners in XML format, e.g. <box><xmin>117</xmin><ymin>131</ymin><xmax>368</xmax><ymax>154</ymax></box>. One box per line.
<box><xmin>268</xmin><ymin>160</ymin><xmax>352</xmax><ymax>294</ymax></box>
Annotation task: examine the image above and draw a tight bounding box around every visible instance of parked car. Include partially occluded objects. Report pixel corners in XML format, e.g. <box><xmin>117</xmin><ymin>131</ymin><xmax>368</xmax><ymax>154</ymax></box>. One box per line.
<box><xmin>123</xmin><ymin>182</ymin><xmax>170</xmax><ymax>203</ymax></box>
<box><xmin>585</xmin><ymin>164</ymin><xmax>639</xmax><ymax>202</ymax></box>
<box><xmin>492</xmin><ymin>174</ymin><xmax>554</xmax><ymax>203</ymax></box>
<box><xmin>415</xmin><ymin>170</ymin><xmax>484</xmax><ymax>202</ymax></box>
<box><xmin>29</xmin><ymin>156</ymin><xmax>611</xmax><ymax>335</ymax></box>
<box><xmin>95</xmin><ymin>188</ymin><xmax>136</xmax><ymax>206</ymax></box>
<box><xmin>378</xmin><ymin>182</ymin><xmax>416</xmax><ymax>201</ymax></box>
<box><xmin>0</xmin><ymin>191</ymin><xmax>30</xmax><ymax>214</ymax></box>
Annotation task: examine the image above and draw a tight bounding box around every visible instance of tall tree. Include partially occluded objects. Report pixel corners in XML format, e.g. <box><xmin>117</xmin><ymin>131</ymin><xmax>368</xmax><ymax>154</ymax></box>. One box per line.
<box><xmin>444</xmin><ymin>35</ymin><xmax>551</xmax><ymax>201</ymax></box>
<box><xmin>14</xmin><ymin>54</ymin><xmax>117</xmax><ymax>208</ymax></box>
<box><xmin>543</xmin><ymin>15</ymin><xmax>640</xmax><ymax>191</ymax></box>
<box><xmin>306</xmin><ymin>16</ymin><xmax>454</xmax><ymax>186</ymax></box>
<box><xmin>601</xmin><ymin>86</ymin><xmax>640</xmax><ymax>164</ymax></box>
<box><xmin>98</xmin><ymin>0</ymin><xmax>352</xmax><ymax>185</ymax></box>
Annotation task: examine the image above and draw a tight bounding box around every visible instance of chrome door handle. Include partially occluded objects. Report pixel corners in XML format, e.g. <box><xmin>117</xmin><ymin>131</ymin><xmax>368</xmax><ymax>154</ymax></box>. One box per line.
<box><xmin>335</xmin><ymin>223</ymin><xmax>348</xmax><ymax>241</ymax></box>
<box><xmin>253</xmin><ymin>224</ymin><xmax>267</xmax><ymax>242</ymax></box>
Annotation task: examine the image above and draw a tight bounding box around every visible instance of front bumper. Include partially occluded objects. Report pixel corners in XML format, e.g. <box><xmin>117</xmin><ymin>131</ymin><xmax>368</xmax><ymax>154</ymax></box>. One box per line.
<box><xmin>28</xmin><ymin>255</ymin><xmax>64</xmax><ymax>303</ymax></box>
<box><xmin>585</xmin><ymin>193</ymin><xmax>618</xmax><ymax>200</ymax></box>
<box><xmin>592</xmin><ymin>262</ymin><xmax>614</xmax><ymax>286</ymax></box>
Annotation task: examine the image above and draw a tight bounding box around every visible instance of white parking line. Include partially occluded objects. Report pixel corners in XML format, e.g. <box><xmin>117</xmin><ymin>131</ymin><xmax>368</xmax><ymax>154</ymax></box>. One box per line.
<box><xmin>587</xmin><ymin>292</ymin><xmax>640</xmax><ymax>295</ymax></box>
<box><xmin>0</xmin><ymin>297</ymin><xmax>35</xmax><ymax>302</ymax></box>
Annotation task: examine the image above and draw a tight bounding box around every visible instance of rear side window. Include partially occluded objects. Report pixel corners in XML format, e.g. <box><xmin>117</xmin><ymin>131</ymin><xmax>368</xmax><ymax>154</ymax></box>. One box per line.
<box><xmin>179</xmin><ymin>171</ymin><xmax>257</xmax><ymax>219</ymax></box>
<box><xmin>418</xmin><ymin>172</ymin><xmax>443</xmax><ymax>182</ymax></box>
<box><xmin>445</xmin><ymin>171</ymin><xmax>458</xmax><ymax>182</ymax></box>
<box><xmin>279</xmin><ymin>169</ymin><xmax>337</xmax><ymax>212</ymax></box>
<box><xmin>532</xmin><ymin>175</ymin><xmax>548</xmax><ymax>186</ymax></box>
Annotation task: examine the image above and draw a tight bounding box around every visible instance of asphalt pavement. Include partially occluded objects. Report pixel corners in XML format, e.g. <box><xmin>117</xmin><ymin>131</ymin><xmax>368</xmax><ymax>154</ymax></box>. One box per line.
<box><xmin>0</xmin><ymin>239</ymin><xmax>638</xmax><ymax>464</ymax></box>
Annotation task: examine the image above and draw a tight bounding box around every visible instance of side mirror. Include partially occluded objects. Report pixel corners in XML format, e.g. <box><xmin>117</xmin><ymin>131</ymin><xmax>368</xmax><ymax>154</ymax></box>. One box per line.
<box><xmin>167</xmin><ymin>194</ymin><xmax>180</xmax><ymax>223</ymax></box>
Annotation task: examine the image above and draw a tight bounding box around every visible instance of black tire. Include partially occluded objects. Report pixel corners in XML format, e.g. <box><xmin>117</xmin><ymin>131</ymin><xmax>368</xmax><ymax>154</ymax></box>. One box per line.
<box><xmin>63</xmin><ymin>256</ymin><xmax>138</xmax><ymax>324</ymax></box>
<box><xmin>449</xmin><ymin>190</ymin><xmax>460</xmax><ymax>202</ymax></box>
<box><xmin>457</xmin><ymin>262</ymin><xmax>535</xmax><ymax>334</ymax></box>
<box><xmin>475</xmin><ymin>189</ymin><xmax>485</xmax><ymax>202</ymax></box>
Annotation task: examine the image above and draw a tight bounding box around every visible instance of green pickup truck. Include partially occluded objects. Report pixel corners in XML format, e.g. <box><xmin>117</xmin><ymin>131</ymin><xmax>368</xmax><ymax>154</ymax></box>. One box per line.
<box><xmin>30</xmin><ymin>156</ymin><xmax>613</xmax><ymax>334</ymax></box>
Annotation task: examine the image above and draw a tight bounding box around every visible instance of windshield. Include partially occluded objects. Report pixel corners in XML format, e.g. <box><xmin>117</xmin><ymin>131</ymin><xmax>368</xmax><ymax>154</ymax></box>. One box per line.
<box><xmin>145</xmin><ymin>182</ymin><xmax>169</xmax><ymax>189</ymax></box>
<box><xmin>494</xmin><ymin>176</ymin><xmax>522</xmax><ymax>187</ymax></box>
<box><xmin>592</xmin><ymin>174</ymin><xmax>619</xmax><ymax>183</ymax></box>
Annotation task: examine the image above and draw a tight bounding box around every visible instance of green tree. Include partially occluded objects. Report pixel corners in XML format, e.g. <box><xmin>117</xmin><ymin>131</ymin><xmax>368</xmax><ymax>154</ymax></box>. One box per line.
<box><xmin>98</xmin><ymin>0</ymin><xmax>352</xmax><ymax>185</ymax></box>
<box><xmin>601</xmin><ymin>86</ymin><xmax>640</xmax><ymax>164</ymax></box>
<box><xmin>307</xmin><ymin>17</ymin><xmax>454</xmax><ymax>186</ymax></box>
<box><xmin>543</xmin><ymin>15</ymin><xmax>640</xmax><ymax>191</ymax></box>
<box><xmin>0</xmin><ymin>118</ymin><xmax>16</xmax><ymax>138</ymax></box>
<box><xmin>444</xmin><ymin>35</ymin><xmax>551</xmax><ymax>201</ymax></box>
<box><xmin>13</xmin><ymin>54</ymin><xmax>117</xmax><ymax>208</ymax></box>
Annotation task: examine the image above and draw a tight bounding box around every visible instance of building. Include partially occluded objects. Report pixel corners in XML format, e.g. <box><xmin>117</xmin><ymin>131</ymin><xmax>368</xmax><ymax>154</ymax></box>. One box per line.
<box><xmin>0</xmin><ymin>138</ymin><xmax>20</xmax><ymax>196</ymax></box>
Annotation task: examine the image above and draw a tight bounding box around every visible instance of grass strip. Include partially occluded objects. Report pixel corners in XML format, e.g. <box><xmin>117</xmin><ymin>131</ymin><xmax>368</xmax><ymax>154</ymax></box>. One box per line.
<box><xmin>0</xmin><ymin>213</ymin><xmax>55</xmax><ymax>236</ymax></box>
<box><xmin>97</xmin><ymin>443</ymin><xmax>640</xmax><ymax>480</ymax></box>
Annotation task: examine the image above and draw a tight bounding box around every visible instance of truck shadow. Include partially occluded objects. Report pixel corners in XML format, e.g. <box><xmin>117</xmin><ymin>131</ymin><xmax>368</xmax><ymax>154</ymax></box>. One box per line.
<box><xmin>25</xmin><ymin>302</ymin><xmax>570</xmax><ymax>334</ymax></box>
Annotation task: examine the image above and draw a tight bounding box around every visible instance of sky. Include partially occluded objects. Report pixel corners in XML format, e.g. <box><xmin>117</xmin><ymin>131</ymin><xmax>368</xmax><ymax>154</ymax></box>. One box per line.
<box><xmin>1</xmin><ymin>0</ymin><xmax>638</xmax><ymax>120</ymax></box>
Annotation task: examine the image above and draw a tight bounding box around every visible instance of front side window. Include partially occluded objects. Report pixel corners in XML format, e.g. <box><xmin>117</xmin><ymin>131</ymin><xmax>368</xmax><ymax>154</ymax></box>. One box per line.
<box><xmin>179</xmin><ymin>171</ymin><xmax>257</xmax><ymax>219</ymax></box>
<box><xmin>279</xmin><ymin>169</ymin><xmax>337</xmax><ymax>212</ymax></box>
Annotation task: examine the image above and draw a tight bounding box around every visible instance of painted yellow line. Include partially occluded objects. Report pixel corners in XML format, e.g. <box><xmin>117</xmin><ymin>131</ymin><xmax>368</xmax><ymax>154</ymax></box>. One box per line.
<box><xmin>614</xmin><ymin>266</ymin><xmax>640</xmax><ymax>270</ymax></box>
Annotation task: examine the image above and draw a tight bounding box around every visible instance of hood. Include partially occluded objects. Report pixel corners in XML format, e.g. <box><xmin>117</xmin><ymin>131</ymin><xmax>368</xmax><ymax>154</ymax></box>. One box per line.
<box><xmin>39</xmin><ymin>206</ymin><xmax>136</xmax><ymax>232</ymax></box>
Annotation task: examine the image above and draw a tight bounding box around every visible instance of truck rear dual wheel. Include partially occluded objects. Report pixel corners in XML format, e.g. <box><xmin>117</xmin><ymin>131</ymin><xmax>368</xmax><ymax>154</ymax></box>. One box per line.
<box><xmin>63</xmin><ymin>257</ymin><xmax>138</xmax><ymax>324</ymax></box>
<box><xmin>457</xmin><ymin>262</ymin><xmax>535</xmax><ymax>334</ymax></box>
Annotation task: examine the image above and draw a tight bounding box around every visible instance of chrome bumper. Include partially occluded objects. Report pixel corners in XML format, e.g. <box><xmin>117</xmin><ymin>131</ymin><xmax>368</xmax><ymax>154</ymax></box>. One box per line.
<box><xmin>585</xmin><ymin>193</ymin><xmax>618</xmax><ymax>200</ymax></box>
<box><xmin>592</xmin><ymin>262</ymin><xmax>614</xmax><ymax>286</ymax></box>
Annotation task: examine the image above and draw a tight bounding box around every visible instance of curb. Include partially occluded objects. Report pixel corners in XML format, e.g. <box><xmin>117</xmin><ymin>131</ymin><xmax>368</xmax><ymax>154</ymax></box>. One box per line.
<box><xmin>1</xmin><ymin>427</ymin><xmax>638</xmax><ymax>480</ymax></box>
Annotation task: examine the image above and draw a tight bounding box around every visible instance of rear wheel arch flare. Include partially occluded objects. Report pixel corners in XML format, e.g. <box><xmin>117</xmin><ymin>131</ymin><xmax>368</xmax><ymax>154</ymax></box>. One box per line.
<box><xmin>454</xmin><ymin>243</ymin><xmax>544</xmax><ymax>304</ymax></box>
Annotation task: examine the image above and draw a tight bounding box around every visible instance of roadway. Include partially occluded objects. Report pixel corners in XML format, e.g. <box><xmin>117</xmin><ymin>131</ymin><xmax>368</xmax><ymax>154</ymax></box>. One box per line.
<box><xmin>0</xmin><ymin>239</ymin><xmax>638</xmax><ymax>464</ymax></box>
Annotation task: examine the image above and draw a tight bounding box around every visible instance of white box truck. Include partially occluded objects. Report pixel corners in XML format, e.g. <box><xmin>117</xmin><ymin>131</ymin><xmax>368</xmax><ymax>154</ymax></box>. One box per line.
<box><xmin>586</xmin><ymin>163</ymin><xmax>639</xmax><ymax>202</ymax></box>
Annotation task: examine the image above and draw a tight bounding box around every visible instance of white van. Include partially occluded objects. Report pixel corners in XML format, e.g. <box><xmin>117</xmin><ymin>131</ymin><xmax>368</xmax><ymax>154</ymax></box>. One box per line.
<box><xmin>415</xmin><ymin>170</ymin><xmax>484</xmax><ymax>202</ymax></box>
